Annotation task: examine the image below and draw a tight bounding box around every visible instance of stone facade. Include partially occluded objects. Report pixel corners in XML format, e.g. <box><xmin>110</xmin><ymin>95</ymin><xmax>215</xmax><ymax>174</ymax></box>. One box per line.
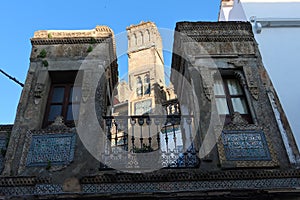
<box><xmin>127</xmin><ymin>21</ymin><xmax>167</xmax><ymax>117</ymax></box>
<box><xmin>1</xmin><ymin>26</ymin><xmax>118</xmax><ymax>184</ymax></box>
<box><xmin>0</xmin><ymin>22</ymin><xmax>299</xmax><ymax>199</ymax></box>
<box><xmin>171</xmin><ymin>21</ymin><xmax>300</xmax><ymax>170</ymax></box>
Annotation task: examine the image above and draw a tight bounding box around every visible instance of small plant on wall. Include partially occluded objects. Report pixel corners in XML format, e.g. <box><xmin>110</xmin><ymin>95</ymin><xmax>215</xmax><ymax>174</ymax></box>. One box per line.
<box><xmin>38</xmin><ymin>49</ymin><xmax>47</xmax><ymax>58</ymax></box>
<box><xmin>42</xmin><ymin>60</ymin><xmax>49</xmax><ymax>67</ymax></box>
<box><xmin>87</xmin><ymin>45</ymin><xmax>93</xmax><ymax>53</ymax></box>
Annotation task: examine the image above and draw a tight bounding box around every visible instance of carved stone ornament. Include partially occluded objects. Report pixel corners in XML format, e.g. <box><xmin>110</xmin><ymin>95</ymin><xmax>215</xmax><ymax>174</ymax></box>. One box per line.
<box><xmin>231</xmin><ymin>112</ymin><xmax>248</xmax><ymax>125</ymax></box>
<box><xmin>43</xmin><ymin>116</ymin><xmax>69</xmax><ymax>132</ymax></box>
<box><xmin>50</xmin><ymin>116</ymin><xmax>65</xmax><ymax>127</ymax></box>
<box><xmin>33</xmin><ymin>83</ymin><xmax>45</xmax><ymax>104</ymax></box>
<box><xmin>200</xmin><ymin>68</ymin><xmax>214</xmax><ymax>101</ymax></box>
<box><xmin>33</xmin><ymin>26</ymin><xmax>113</xmax><ymax>39</ymax></box>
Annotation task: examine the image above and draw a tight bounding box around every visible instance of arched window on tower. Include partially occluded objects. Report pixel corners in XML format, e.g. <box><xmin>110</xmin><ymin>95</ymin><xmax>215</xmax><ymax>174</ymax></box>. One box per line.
<box><xmin>133</xmin><ymin>33</ymin><xmax>137</xmax><ymax>46</ymax></box>
<box><xmin>136</xmin><ymin>76</ymin><xmax>143</xmax><ymax>97</ymax></box>
<box><xmin>144</xmin><ymin>74</ymin><xmax>150</xmax><ymax>95</ymax></box>
<box><xmin>140</xmin><ymin>31</ymin><xmax>144</xmax><ymax>45</ymax></box>
<box><xmin>145</xmin><ymin>30</ymin><xmax>151</xmax><ymax>42</ymax></box>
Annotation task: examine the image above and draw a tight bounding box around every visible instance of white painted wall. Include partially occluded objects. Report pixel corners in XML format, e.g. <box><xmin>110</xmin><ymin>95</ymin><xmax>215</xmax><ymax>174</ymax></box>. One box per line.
<box><xmin>219</xmin><ymin>0</ymin><xmax>300</xmax><ymax>149</ymax></box>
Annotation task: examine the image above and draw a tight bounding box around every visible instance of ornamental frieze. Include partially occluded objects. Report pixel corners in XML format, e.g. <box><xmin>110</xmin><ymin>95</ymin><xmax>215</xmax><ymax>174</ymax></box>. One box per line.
<box><xmin>33</xmin><ymin>26</ymin><xmax>113</xmax><ymax>39</ymax></box>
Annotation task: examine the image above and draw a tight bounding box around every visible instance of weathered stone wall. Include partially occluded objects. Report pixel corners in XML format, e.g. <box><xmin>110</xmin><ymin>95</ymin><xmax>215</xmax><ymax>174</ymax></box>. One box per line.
<box><xmin>171</xmin><ymin>21</ymin><xmax>300</xmax><ymax>170</ymax></box>
<box><xmin>2</xmin><ymin>26</ymin><xmax>118</xmax><ymax>187</ymax></box>
<box><xmin>1</xmin><ymin>22</ymin><xmax>299</xmax><ymax>199</ymax></box>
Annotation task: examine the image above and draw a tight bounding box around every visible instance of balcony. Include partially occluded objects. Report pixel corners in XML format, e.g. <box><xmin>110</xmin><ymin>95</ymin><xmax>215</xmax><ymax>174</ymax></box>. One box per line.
<box><xmin>101</xmin><ymin>114</ymin><xmax>199</xmax><ymax>171</ymax></box>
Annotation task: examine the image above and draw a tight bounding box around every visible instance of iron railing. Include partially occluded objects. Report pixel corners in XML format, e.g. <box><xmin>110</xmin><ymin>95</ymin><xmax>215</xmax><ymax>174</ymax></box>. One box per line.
<box><xmin>101</xmin><ymin>114</ymin><xmax>199</xmax><ymax>170</ymax></box>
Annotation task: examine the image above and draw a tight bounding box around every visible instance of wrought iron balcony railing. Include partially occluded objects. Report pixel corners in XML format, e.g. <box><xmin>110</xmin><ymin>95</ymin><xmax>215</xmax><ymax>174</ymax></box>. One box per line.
<box><xmin>101</xmin><ymin>114</ymin><xmax>199</xmax><ymax>171</ymax></box>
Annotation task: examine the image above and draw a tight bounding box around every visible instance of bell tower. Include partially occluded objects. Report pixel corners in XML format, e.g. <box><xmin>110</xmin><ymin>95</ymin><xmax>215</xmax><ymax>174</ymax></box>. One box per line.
<box><xmin>126</xmin><ymin>21</ymin><xmax>166</xmax><ymax>116</ymax></box>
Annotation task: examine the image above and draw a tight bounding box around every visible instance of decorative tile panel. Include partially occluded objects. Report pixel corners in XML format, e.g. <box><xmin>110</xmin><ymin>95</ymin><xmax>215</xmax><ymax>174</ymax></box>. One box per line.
<box><xmin>0</xmin><ymin>177</ymin><xmax>299</xmax><ymax>196</ymax></box>
<box><xmin>0</xmin><ymin>136</ymin><xmax>7</xmax><ymax>150</ymax></box>
<box><xmin>0</xmin><ymin>135</ymin><xmax>7</xmax><ymax>173</ymax></box>
<box><xmin>222</xmin><ymin>130</ymin><xmax>271</xmax><ymax>161</ymax></box>
<box><xmin>82</xmin><ymin>178</ymin><xmax>300</xmax><ymax>194</ymax></box>
<box><xmin>26</xmin><ymin>133</ymin><xmax>76</xmax><ymax>167</ymax></box>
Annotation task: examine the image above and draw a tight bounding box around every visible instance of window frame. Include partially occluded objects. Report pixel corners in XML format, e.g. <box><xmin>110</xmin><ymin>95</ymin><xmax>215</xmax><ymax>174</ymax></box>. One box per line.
<box><xmin>215</xmin><ymin>75</ymin><xmax>253</xmax><ymax>124</ymax></box>
<box><xmin>136</xmin><ymin>76</ymin><xmax>143</xmax><ymax>97</ymax></box>
<box><xmin>144</xmin><ymin>74</ymin><xmax>151</xmax><ymax>95</ymax></box>
<box><xmin>43</xmin><ymin>71</ymin><xmax>82</xmax><ymax>128</ymax></box>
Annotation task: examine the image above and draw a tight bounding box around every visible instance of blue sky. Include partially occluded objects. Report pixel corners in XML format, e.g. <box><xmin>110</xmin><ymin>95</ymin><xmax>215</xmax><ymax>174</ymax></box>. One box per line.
<box><xmin>0</xmin><ymin>0</ymin><xmax>220</xmax><ymax>124</ymax></box>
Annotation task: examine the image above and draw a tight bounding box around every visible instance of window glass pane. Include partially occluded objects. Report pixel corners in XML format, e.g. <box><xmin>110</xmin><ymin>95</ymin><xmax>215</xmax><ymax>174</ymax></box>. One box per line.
<box><xmin>48</xmin><ymin>105</ymin><xmax>62</xmax><ymax>121</ymax></box>
<box><xmin>67</xmin><ymin>104</ymin><xmax>80</xmax><ymax>121</ymax></box>
<box><xmin>69</xmin><ymin>86</ymin><xmax>81</xmax><ymax>102</ymax></box>
<box><xmin>231</xmin><ymin>98</ymin><xmax>248</xmax><ymax>114</ymax></box>
<box><xmin>227</xmin><ymin>79</ymin><xmax>243</xmax><ymax>95</ymax></box>
<box><xmin>144</xmin><ymin>83</ymin><xmax>150</xmax><ymax>95</ymax></box>
<box><xmin>216</xmin><ymin>98</ymin><xmax>229</xmax><ymax>114</ymax></box>
<box><xmin>214</xmin><ymin>80</ymin><xmax>225</xmax><ymax>95</ymax></box>
<box><xmin>51</xmin><ymin>87</ymin><xmax>65</xmax><ymax>103</ymax></box>
<box><xmin>144</xmin><ymin>74</ymin><xmax>150</xmax><ymax>83</ymax></box>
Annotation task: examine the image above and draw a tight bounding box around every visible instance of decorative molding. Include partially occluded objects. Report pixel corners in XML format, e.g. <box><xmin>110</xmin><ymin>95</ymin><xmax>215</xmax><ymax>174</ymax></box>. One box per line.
<box><xmin>127</xmin><ymin>21</ymin><xmax>157</xmax><ymax>31</ymax></box>
<box><xmin>176</xmin><ymin>22</ymin><xmax>254</xmax><ymax>43</ymax></box>
<box><xmin>33</xmin><ymin>26</ymin><xmax>113</xmax><ymax>39</ymax></box>
<box><xmin>176</xmin><ymin>22</ymin><xmax>253</xmax><ymax>35</ymax></box>
<box><xmin>181</xmin><ymin>36</ymin><xmax>254</xmax><ymax>43</ymax></box>
<box><xmin>0</xmin><ymin>170</ymin><xmax>300</xmax><ymax>196</ymax></box>
<box><xmin>82</xmin><ymin>178</ymin><xmax>300</xmax><ymax>194</ymax></box>
<box><xmin>0</xmin><ymin>177</ymin><xmax>300</xmax><ymax>196</ymax></box>
<box><xmin>0</xmin><ymin>177</ymin><xmax>50</xmax><ymax>187</ymax></box>
<box><xmin>31</xmin><ymin>37</ymin><xmax>111</xmax><ymax>45</ymax></box>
